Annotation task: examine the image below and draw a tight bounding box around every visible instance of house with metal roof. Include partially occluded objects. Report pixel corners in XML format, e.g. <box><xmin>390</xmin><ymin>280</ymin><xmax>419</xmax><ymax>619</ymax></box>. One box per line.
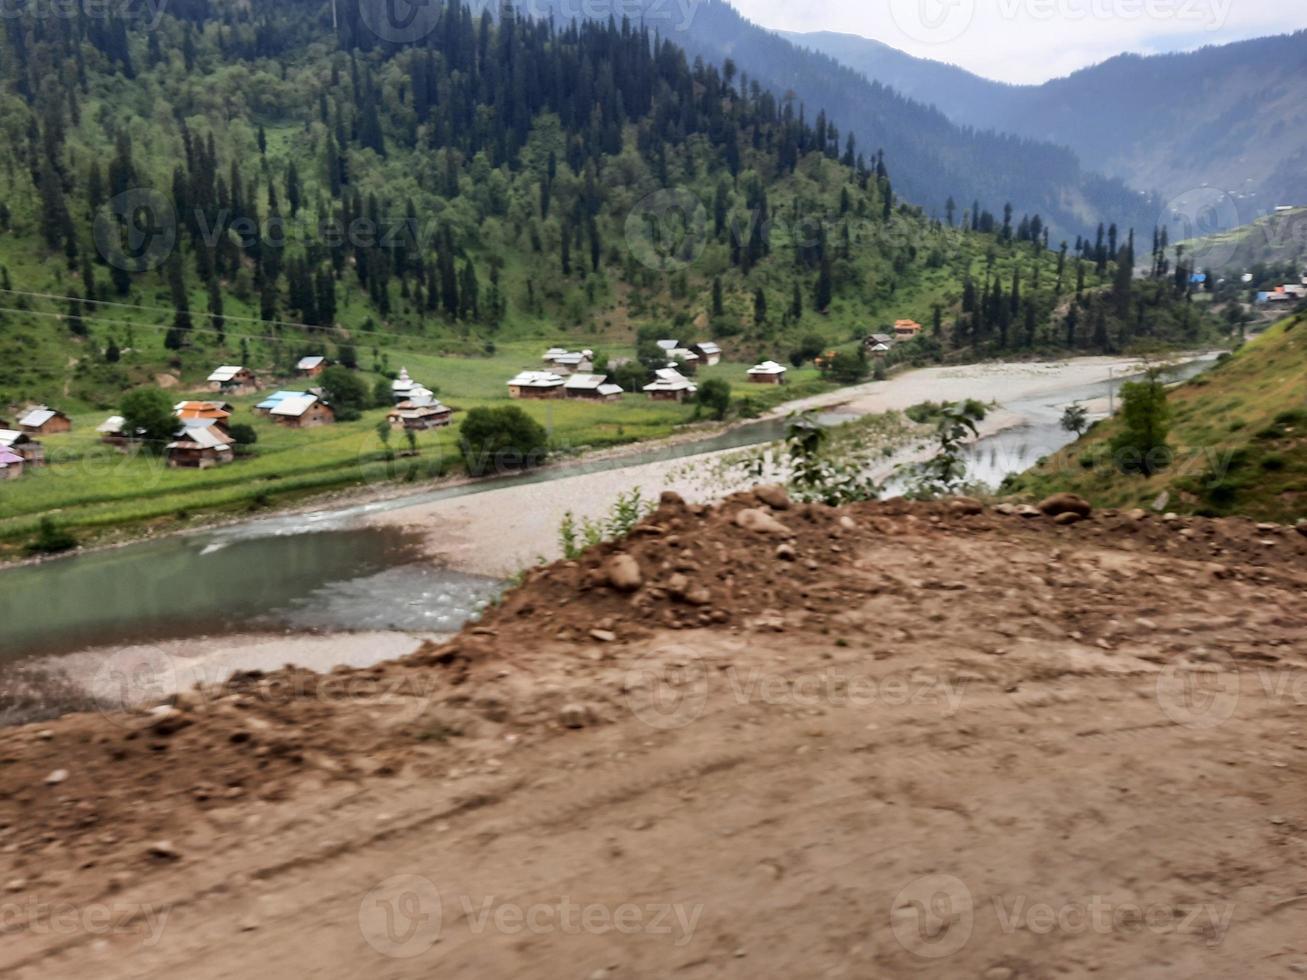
<box><xmin>0</xmin><ymin>445</ymin><xmax>25</xmax><ymax>480</ymax></box>
<box><xmin>388</xmin><ymin>395</ymin><xmax>454</xmax><ymax>431</ymax></box>
<box><xmin>97</xmin><ymin>415</ymin><xmax>133</xmax><ymax>447</ymax></box>
<box><xmin>0</xmin><ymin>429</ymin><xmax>45</xmax><ymax>466</ymax></box>
<box><xmin>507</xmin><ymin>370</ymin><xmax>566</xmax><ymax>399</ymax></box>
<box><xmin>18</xmin><ymin>406</ymin><xmax>71</xmax><ymax>435</ymax></box>
<box><xmin>541</xmin><ymin>349</ymin><xmax>594</xmax><ymax>375</ymax></box>
<box><xmin>747</xmin><ymin>361</ymin><xmax>788</xmax><ymax>385</ymax></box>
<box><xmin>666</xmin><ymin>348</ymin><xmax>701</xmax><ymax>374</ymax></box>
<box><xmin>254</xmin><ymin>390</ymin><xmax>304</xmax><ymax>415</ymax></box>
<box><xmin>167</xmin><ymin>419</ymin><xmax>235</xmax><ymax>469</ymax></box>
<box><xmin>207</xmin><ymin>366</ymin><xmax>258</xmax><ymax>394</ymax></box>
<box><xmin>175</xmin><ymin>401</ymin><xmax>233</xmax><ymax>423</ymax></box>
<box><xmin>295</xmin><ymin>355</ymin><xmax>328</xmax><ymax>378</ymax></box>
<box><xmin>691</xmin><ymin>342</ymin><xmax>722</xmax><ymax>366</ymax></box>
<box><xmin>391</xmin><ymin>367</ymin><xmax>436</xmax><ymax>404</ymax></box>
<box><xmin>564</xmin><ymin>374</ymin><xmax>624</xmax><ymax>401</ymax></box>
<box><xmin>270</xmin><ymin>394</ymin><xmax>335</xmax><ymax>428</ymax></box>
<box><xmin>644</xmin><ymin>368</ymin><xmax>697</xmax><ymax>402</ymax></box>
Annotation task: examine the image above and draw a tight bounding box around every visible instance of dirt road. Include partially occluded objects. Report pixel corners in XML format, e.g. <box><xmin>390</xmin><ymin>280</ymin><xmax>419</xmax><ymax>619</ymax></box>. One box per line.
<box><xmin>3</xmin><ymin>495</ymin><xmax>1306</xmax><ymax>978</ymax></box>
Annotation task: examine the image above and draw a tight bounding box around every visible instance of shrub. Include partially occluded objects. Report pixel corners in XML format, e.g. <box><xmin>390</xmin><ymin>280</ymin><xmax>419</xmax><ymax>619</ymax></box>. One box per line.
<box><xmin>696</xmin><ymin>378</ymin><xmax>732</xmax><ymax>420</ymax></box>
<box><xmin>320</xmin><ymin>365</ymin><xmax>370</xmax><ymax>422</ymax></box>
<box><xmin>459</xmin><ymin>406</ymin><xmax>549</xmax><ymax>475</ymax></box>
<box><xmin>121</xmin><ymin>387</ymin><xmax>180</xmax><ymax>453</ymax></box>
<box><xmin>27</xmin><ymin>518</ymin><xmax>77</xmax><ymax>555</ymax></box>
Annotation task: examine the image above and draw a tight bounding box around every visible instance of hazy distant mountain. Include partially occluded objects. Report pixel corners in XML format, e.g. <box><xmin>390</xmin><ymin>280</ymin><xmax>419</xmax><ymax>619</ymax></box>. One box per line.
<box><xmin>787</xmin><ymin>28</ymin><xmax>1307</xmax><ymax>224</ymax></box>
<box><xmin>536</xmin><ymin>0</ymin><xmax>1155</xmax><ymax>238</ymax></box>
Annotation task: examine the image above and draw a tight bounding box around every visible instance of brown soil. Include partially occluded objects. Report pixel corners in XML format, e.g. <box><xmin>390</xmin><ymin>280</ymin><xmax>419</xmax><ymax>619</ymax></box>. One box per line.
<box><xmin>2</xmin><ymin>493</ymin><xmax>1306</xmax><ymax>978</ymax></box>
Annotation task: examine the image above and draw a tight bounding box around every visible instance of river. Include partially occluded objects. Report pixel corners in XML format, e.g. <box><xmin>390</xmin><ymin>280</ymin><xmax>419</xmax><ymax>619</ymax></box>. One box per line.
<box><xmin>0</xmin><ymin>354</ymin><xmax>1218</xmax><ymax>680</ymax></box>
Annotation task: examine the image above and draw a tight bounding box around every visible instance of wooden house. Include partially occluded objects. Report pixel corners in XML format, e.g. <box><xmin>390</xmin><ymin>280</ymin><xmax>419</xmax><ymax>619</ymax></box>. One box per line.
<box><xmin>295</xmin><ymin>355</ymin><xmax>327</xmax><ymax>378</ymax></box>
<box><xmin>692</xmin><ymin>342</ymin><xmax>723</xmax><ymax>366</ymax></box>
<box><xmin>388</xmin><ymin>397</ymin><xmax>453</xmax><ymax>431</ymax></box>
<box><xmin>0</xmin><ymin>429</ymin><xmax>45</xmax><ymax>467</ymax></box>
<box><xmin>207</xmin><ymin>366</ymin><xmax>258</xmax><ymax>395</ymax></box>
<box><xmin>167</xmin><ymin>420</ymin><xmax>234</xmax><ymax>469</ymax></box>
<box><xmin>893</xmin><ymin>319</ymin><xmax>924</xmax><ymax>340</ymax></box>
<box><xmin>18</xmin><ymin>406</ymin><xmax>71</xmax><ymax>435</ymax></box>
<box><xmin>270</xmin><ymin>394</ymin><xmax>335</xmax><ymax>428</ymax></box>
<box><xmin>643</xmin><ymin>368</ymin><xmax>697</xmax><ymax>402</ymax></box>
<box><xmin>508</xmin><ymin>370</ymin><xmax>566</xmax><ymax>399</ymax></box>
<box><xmin>0</xmin><ymin>446</ymin><xmax>24</xmax><ymax>479</ymax></box>
<box><xmin>747</xmin><ymin>361</ymin><xmax>788</xmax><ymax>385</ymax></box>
<box><xmin>564</xmin><ymin>374</ymin><xmax>624</xmax><ymax>402</ymax></box>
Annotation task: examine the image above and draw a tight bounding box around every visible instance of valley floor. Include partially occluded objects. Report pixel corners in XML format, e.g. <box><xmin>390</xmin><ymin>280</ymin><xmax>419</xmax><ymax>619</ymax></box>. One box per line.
<box><xmin>2</xmin><ymin>495</ymin><xmax>1305</xmax><ymax>978</ymax></box>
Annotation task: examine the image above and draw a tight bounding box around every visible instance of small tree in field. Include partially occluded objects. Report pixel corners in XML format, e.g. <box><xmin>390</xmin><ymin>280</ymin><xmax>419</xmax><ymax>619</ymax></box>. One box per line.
<box><xmin>121</xmin><ymin>388</ymin><xmax>179</xmax><ymax>453</ymax></box>
<box><xmin>459</xmin><ymin>406</ymin><xmax>548</xmax><ymax>475</ymax></box>
<box><xmin>696</xmin><ymin>378</ymin><xmax>732</xmax><ymax>420</ymax></box>
<box><xmin>1060</xmin><ymin>403</ymin><xmax>1089</xmax><ymax>437</ymax></box>
<box><xmin>1111</xmin><ymin>373</ymin><xmax>1171</xmax><ymax>476</ymax></box>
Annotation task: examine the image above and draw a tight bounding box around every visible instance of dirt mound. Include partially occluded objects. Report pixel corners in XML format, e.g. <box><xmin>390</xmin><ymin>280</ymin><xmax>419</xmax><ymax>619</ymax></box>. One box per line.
<box><xmin>2</xmin><ymin>492</ymin><xmax>1306</xmax><ymax>964</ymax></box>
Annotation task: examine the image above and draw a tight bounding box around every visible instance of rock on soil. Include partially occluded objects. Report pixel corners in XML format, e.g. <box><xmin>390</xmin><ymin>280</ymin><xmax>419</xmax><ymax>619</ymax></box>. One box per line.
<box><xmin>950</xmin><ymin>497</ymin><xmax>985</xmax><ymax>516</ymax></box>
<box><xmin>604</xmin><ymin>554</ymin><xmax>643</xmax><ymax>592</ymax></box>
<box><xmin>754</xmin><ymin>485</ymin><xmax>792</xmax><ymax>511</ymax></box>
<box><xmin>1039</xmin><ymin>493</ymin><xmax>1093</xmax><ymax>518</ymax></box>
<box><xmin>736</xmin><ymin>508</ymin><xmax>792</xmax><ymax>535</ymax></box>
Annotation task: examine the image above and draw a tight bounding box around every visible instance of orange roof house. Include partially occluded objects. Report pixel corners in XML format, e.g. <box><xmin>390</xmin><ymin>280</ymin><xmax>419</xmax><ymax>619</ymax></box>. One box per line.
<box><xmin>893</xmin><ymin>319</ymin><xmax>923</xmax><ymax>338</ymax></box>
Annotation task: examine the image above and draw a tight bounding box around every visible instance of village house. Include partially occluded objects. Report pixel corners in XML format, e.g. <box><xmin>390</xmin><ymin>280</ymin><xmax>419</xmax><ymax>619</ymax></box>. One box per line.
<box><xmin>643</xmin><ymin>368</ymin><xmax>697</xmax><ymax>402</ymax></box>
<box><xmin>18</xmin><ymin>406</ymin><xmax>72</xmax><ymax>435</ymax></box>
<box><xmin>388</xmin><ymin>395</ymin><xmax>454</xmax><ymax>431</ymax></box>
<box><xmin>655</xmin><ymin>339</ymin><xmax>680</xmax><ymax>353</ymax></box>
<box><xmin>864</xmin><ymin>333</ymin><xmax>895</xmax><ymax>352</ymax></box>
<box><xmin>175</xmin><ymin>401</ymin><xmax>233</xmax><ymax>424</ymax></box>
<box><xmin>0</xmin><ymin>446</ymin><xmax>25</xmax><ymax>479</ymax></box>
<box><xmin>747</xmin><ymin>361</ymin><xmax>788</xmax><ymax>385</ymax></box>
<box><xmin>270</xmin><ymin>394</ymin><xmax>335</xmax><ymax>428</ymax></box>
<box><xmin>97</xmin><ymin>416</ymin><xmax>132</xmax><ymax>447</ymax></box>
<box><xmin>0</xmin><ymin>429</ymin><xmax>45</xmax><ymax>467</ymax></box>
<box><xmin>666</xmin><ymin>347</ymin><xmax>701</xmax><ymax>374</ymax></box>
<box><xmin>207</xmin><ymin>366</ymin><xmax>258</xmax><ymax>395</ymax></box>
<box><xmin>391</xmin><ymin>367</ymin><xmax>435</xmax><ymax>404</ymax></box>
<box><xmin>564</xmin><ymin>374</ymin><xmax>624</xmax><ymax>402</ymax></box>
<box><xmin>166</xmin><ymin>419</ymin><xmax>235</xmax><ymax>469</ymax></box>
<box><xmin>541</xmin><ymin>349</ymin><xmax>594</xmax><ymax>375</ymax></box>
<box><xmin>893</xmin><ymin>319</ymin><xmax>924</xmax><ymax>340</ymax></box>
<box><xmin>692</xmin><ymin>342</ymin><xmax>723</xmax><ymax>366</ymax></box>
<box><xmin>295</xmin><ymin>355</ymin><xmax>327</xmax><ymax>378</ymax></box>
<box><xmin>255</xmin><ymin>390</ymin><xmax>306</xmax><ymax>416</ymax></box>
<box><xmin>507</xmin><ymin>370</ymin><xmax>567</xmax><ymax>399</ymax></box>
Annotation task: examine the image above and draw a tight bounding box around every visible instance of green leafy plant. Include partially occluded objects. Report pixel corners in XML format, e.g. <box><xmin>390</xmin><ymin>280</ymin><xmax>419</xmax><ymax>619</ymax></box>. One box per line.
<box><xmin>558</xmin><ymin>488</ymin><xmax>655</xmax><ymax>559</ymax></box>
<box><xmin>900</xmin><ymin>401</ymin><xmax>987</xmax><ymax>498</ymax></box>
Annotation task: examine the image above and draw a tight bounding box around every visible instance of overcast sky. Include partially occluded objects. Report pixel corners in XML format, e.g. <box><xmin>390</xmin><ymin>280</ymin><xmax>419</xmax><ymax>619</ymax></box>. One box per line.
<box><xmin>726</xmin><ymin>0</ymin><xmax>1306</xmax><ymax>84</ymax></box>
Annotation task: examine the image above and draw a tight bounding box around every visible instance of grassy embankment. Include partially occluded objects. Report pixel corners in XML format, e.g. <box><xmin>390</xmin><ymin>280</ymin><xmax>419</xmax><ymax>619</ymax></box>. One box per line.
<box><xmin>1010</xmin><ymin>314</ymin><xmax>1307</xmax><ymax>522</ymax></box>
<box><xmin>0</xmin><ymin>340</ymin><xmax>826</xmax><ymax>558</ymax></box>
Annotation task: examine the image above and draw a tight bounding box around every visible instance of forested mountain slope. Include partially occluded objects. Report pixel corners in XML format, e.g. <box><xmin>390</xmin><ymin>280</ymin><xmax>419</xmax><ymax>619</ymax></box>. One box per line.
<box><xmin>0</xmin><ymin>0</ymin><xmax>1214</xmax><ymax>412</ymax></box>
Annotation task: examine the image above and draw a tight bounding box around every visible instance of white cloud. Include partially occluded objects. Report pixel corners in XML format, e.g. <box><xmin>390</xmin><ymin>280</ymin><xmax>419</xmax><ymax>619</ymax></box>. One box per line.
<box><xmin>729</xmin><ymin>0</ymin><xmax>1306</xmax><ymax>83</ymax></box>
